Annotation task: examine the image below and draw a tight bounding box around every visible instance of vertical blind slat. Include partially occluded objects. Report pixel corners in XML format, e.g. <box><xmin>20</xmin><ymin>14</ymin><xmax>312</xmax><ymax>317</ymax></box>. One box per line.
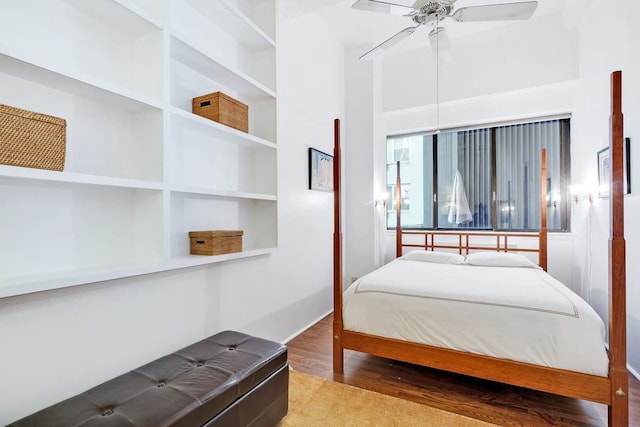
<box><xmin>495</xmin><ymin>120</ymin><xmax>561</xmax><ymax>230</ymax></box>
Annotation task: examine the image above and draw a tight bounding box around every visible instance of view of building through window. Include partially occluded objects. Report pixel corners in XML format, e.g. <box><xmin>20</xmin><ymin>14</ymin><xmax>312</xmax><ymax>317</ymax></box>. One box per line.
<box><xmin>386</xmin><ymin>119</ymin><xmax>570</xmax><ymax>232</ymax></box>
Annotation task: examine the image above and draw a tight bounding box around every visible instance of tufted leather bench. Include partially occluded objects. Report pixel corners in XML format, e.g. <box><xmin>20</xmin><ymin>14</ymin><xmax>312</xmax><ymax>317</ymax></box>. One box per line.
<box><xmin>9</xmin><ymin>331</ymin><xmax>288</xmax><ymax>427</ymax></box>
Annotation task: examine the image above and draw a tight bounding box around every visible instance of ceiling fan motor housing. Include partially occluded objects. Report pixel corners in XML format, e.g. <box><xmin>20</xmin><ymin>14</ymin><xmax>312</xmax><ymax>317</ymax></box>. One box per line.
<box><xmin>411</xmin><ymin>2</ymin><xmax>453</xmax><ymax>26</ymax></box>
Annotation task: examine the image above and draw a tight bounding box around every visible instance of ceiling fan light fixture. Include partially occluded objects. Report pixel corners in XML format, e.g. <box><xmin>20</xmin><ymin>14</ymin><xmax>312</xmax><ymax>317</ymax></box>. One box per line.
<box><xmin>428</xmin><ymin>27</ymin><xmax>454</xmax><ymax>64</ymax></box>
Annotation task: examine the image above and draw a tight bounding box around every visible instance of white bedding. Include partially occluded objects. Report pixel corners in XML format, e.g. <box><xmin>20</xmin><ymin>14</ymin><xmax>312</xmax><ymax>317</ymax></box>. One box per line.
<box><xmin>343</xmin><ymin>257</ymin><xmax>609</xmax><ymax>376</ymax></box>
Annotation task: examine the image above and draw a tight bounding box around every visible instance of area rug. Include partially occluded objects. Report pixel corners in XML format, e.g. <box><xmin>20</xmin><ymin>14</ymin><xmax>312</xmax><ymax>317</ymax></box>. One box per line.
<box><xmin>279</xmin><ymin>370</ymin><xmax>497</xmax><ymax>426</ymax></box>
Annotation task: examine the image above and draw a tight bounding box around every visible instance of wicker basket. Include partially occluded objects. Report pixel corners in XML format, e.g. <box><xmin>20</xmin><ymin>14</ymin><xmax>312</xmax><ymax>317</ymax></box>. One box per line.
<box><xmin>192</xmin><ymin>92</ymin><xmax>248</xmax><ymax>133</ymax></box>
<box><xmin>189</xmin><ymin>230</ymin><xmax>244</xmax><ymax>256</ymax></box>
<box><xmin>0</xmin><ymin>104</ymin><xmax>66</xmax><ymax>171</ymax></box>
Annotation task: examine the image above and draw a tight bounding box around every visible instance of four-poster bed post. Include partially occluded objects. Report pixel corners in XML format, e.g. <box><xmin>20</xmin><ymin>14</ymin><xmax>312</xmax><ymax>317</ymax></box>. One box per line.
<box><xmin>332</xmin><ymin>70</ymin><xmax>628</xmax><ymax>425</ymax></box>
<box><xmin>333</xmin><ymin>118</ymin><xmax>344</xmax><ymax>374</ymax></box>
<box><xmin>608</xmin><ymin>70</ymin><xmax>628</xmax><ymax>426</ymax></box>
<box><xmin>539</xmin><ymin>148</ymin><xmax>548</xmax><ymax>271</ymax></box>
<box><xmin>395</xmin><ymin>160</ymin><xmax>402</xmax><ymax>257</ymax></box>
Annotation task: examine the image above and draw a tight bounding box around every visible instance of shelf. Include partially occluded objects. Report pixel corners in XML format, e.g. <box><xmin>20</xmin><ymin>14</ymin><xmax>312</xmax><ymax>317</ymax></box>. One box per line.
<box><xmin>0</xmin><ymin>249</ymin><xmax>276</xmax><ymax>299</ymax></box>
<box><xmin>169</xmin><ymin>190</ymin><xmax>278</xmax><ymax>258</ymax></box>
<box><xmin>0</xmin><ymin>0</ymin><xmax>164</xmax><ymax>102</ymax></box>
<box><xmin>170</xmin><ymin>34</ymin><xmax>276</xmax><ymax>100</ymax></box>
<box><xmin>167</xmin><ymin>248</ymin><xmax>276</xmax><ymax>270</ymax></box>
<box><xmin>170</xmin><ymin>107</ymin><xmax>276</xmax><ymax>149</ymax></box>
<box><xmin>0</xmin><ymin>183</ymin><xmax>164</xmax><ymax>296</ymax></box>
<box><xmin>171</xmin><ymin>185</ymin><xmax>277</xmax><ymax>201</ymax></box>
<box><xmin>0</xmin><ymin>263</ymin><xmax>164</xmax><ymax>299</ymax></box>
<box><xmin>0</xmin><ymin>165</ymin><xmax>164</xmax><ymax>190</ymax></box>
<box><xmin>183</xmin><ymin>0</ymin><xmax>275</xmax><ymax>49</ymax></box>
<box><xmin>62</xmin><ymin>0</ymin><xmax>163</xmax><ymax>34</ymax></box>
<box><xmin>111</xmin><ymin>0</ymin><xmax>164</xmax><ymax>30</ymax></box>
<box><xmin>0</xmin><ymin>50</ymin><xmax>163</xmax><ymax>112</ymax></box>
<box><xmin>0</xmin><ymin>0</ymin><xmax>277</xmax><ymax>299</ymax></box>
<box><xmin>123</xmin><ymin>0</ymin><xmax>166</xmax><ymax>26</ymax></box>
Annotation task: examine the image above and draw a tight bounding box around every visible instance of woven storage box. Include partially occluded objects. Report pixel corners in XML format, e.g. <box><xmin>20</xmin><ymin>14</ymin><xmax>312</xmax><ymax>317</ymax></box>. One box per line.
<box><xmin>192</xmin><ymin>92</ymin><xmax>248</xmax><ymax>133</ymax></box>
<box><xmin>0</xmin><ymin>104</ymin><xmax>66</xmax><ymax>171</ymax></box>
<box><xmin>189</xmin><ymin>230</ymin><xmax>244</xmax><ymax>256</ymax></box>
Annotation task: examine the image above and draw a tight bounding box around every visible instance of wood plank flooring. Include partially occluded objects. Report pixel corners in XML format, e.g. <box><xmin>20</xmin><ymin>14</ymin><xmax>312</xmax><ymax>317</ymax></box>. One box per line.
<box><xmin>286</xmin><ymin>314</ymin><xmax>640</xmax><ymax>426</ymax></box>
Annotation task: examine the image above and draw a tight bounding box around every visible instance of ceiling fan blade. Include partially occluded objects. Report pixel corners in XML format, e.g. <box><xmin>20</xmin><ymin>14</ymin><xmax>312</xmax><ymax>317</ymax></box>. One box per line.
<box><xmin>452</xmin><ymin>1</ymin><xmax>538</xmax><ymax>22</ymax></box>
<box><xmin>352</xmin><ymin>0</ymin><xmax>415</xmax><ymax>16</ymax></box>
<box><xmin>360</xmin><ymin>26</ymin><xmax>418</xmax><ymax>60</ymax></box>
<box><xmin>428</xmin><ymin>27</ymin><xmax>454</xmax><ymax>64</ymax></box>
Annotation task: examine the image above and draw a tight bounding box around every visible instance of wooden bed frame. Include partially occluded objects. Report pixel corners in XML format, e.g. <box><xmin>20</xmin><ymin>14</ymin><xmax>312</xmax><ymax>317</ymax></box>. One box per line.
<box><xmin>393</xmin><ymin>149</ymin><xmax>548</xmax><ymax>270</ymax></box>
<box><xmin>332</xmin><ymin>71</ymin><xmax>628</xmax><ymax>425</ymax></box>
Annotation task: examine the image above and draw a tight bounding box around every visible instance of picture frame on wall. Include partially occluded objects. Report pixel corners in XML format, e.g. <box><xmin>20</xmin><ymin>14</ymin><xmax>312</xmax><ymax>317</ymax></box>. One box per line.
<box><xmin>625</xmin><ymin>137</ymin><xmax>631</xmax><ymax>194</ymax></box>
<box><xmin>309</xmin><ymin>148</ymin><xmax>334</xmax><ymax>191</ymax></box>
<box><xmin>597</xmin><ymin>137</ymin><xmax>631</xmax><ymax>198</ymax></box>
<box><xmin>598</xmin><ymin>147</ymin><xmax>611</xmax><ymax>197</ymax></box>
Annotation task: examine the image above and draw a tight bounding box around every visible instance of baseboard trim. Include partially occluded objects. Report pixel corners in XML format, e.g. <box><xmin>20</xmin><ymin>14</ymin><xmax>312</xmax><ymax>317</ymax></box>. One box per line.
<box><xmin>628</xmin><ymin>363</ymin><xmax>640</xmax><ymax>382</ymax></box>
<box><xmin>282</xmin><ymin>309</ymin><xmax>332</xmax><ymax>344</ymax></box>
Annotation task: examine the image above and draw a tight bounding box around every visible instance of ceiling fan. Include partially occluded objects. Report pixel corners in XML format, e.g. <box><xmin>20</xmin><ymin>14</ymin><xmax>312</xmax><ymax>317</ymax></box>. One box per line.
<box><xmin>353</xmin><ymin>0</ymin><xmax>538</xmax><ymax>61</ymax></box>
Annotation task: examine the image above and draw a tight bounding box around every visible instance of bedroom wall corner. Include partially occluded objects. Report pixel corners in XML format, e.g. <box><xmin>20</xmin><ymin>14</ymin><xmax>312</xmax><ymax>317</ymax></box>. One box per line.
<box><xmin>344</xmin><ymin>46</ymin><xmax>377</xmax><ymax>282</ymax></box>
<box><xmin>573</xmin><ymin>0</ymin><xmax>640</xmax><ymax>377</ymax></box>
<box><xmin>214</xmin><ymin>4</ymin><xmax>346</xmax><ymax>341</ymax></box>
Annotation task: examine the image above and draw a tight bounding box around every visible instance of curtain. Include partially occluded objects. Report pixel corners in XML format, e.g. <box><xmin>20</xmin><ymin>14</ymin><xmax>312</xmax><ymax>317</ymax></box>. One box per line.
<box><xmin>495</xmin><ymin>120</ymin><xmax>562</xmax><ymax>230</ymax></box>
<box><xmin>437</xmin><ymin>129</ymin><xmax>492</xmax><ymax>228</ymax></box>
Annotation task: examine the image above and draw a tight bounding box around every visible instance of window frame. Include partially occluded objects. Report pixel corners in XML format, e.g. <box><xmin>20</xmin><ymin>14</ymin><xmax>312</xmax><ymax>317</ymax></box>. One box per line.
<box><xmin>386</xmin><ymin>118</ymin><xmax>571</xmax><ymax>232</ymax></box>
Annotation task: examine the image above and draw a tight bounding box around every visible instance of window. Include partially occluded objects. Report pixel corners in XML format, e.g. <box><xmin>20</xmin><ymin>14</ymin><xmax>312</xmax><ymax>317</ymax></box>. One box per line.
<box><xmin>387</xmin><ymin>184</ymin><xmax>411</xmax><ymax>211</ymax></box>
<box><xmin>389</xmin><ymin>137</ymin><xmax>412</xmax><ymax>163</ymax></box>
<box><xmin>386</xmin><ymin>134</ymin><xmax>434</xmax><ymax>228</ymax></box>
<box><xmin>386</xmin><ymin>119</ymin><xmax>570</xmax><ymax>232</ymax></box>
<box><xmin>436</xmin><ymin>129</ymin><xmax>492</xmax><ymax>229</ymax></box>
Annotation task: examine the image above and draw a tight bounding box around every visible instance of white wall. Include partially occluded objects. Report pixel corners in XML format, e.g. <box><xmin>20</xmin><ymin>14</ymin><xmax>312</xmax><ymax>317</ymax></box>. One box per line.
<box><xmin>215</xmin><ymin>8</ymin><xmax>345</xmax><ymax>339</ymax></box>
<box><xmin>344</xmin><ymin>48</ymin><xmax>375</xmax><ymax>283</ymax></box>
<box><xmin>572</xmin><ymin>0</ymin><xmax>640</xmax><ymax>376</ymax></box>
<box><xmin>0</xmin><ymin>8</ymin><xmax>345</xmax><ymax>425</ymax></box>
<box><xmin>382</xmin><ymin>14</ymin><xmax>578</xmax><ymax>112</ymax></box>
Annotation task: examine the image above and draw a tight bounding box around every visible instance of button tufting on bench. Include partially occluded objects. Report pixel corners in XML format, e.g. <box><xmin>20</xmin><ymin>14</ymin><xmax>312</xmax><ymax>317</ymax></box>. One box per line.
<box><xmin>9</xmin><ymin>331</ymin><xmax>288</xmax><ymax>427</ymax></box>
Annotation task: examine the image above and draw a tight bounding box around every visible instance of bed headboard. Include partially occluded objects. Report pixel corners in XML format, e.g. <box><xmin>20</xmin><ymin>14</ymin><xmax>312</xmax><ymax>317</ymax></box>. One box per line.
<box><xmin>395</xmin><ymin>149</ymin><xmax>549</xmax><ymax>270</ymax></box>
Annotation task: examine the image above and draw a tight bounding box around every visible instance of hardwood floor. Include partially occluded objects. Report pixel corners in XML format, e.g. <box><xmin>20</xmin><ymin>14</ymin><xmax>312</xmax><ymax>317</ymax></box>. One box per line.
<box><xmin>286</xmin><ymin>314</ymin><xmax>640</xmax><ymax>426</ymax></box>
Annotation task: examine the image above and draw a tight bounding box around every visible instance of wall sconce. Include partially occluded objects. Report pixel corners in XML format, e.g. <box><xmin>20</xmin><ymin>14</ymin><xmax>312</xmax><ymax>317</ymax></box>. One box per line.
<box><xmin>375</xmin><ymin>192</ymin><xmax>389</xmax><ymax>207</ymax></box>
<box><xmin>570</xmin><ymin>184</ymin><xmax>595</xmax><ymax>204</ymax></box>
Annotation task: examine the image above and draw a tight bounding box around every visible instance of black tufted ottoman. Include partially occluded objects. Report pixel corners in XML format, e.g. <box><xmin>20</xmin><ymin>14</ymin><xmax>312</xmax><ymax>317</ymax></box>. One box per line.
<box><xmin>10</xmin><ymin>331</ymin><xmax>288</xmax><ymax>427</ymax></box>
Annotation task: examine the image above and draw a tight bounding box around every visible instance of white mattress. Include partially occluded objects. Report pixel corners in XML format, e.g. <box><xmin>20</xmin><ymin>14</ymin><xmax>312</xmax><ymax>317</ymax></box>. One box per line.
<box><xmin>343</xmin><ymin>258</ymin><xmax>609</xmax><ymax>377</ymax></box>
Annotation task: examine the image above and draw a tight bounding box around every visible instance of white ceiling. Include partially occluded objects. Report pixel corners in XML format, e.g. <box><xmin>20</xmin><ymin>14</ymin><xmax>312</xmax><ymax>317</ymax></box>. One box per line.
<box><xmin>282</xmin><ymin>0</ymin><xmax>581</xmax><ymax>55</ymax></box>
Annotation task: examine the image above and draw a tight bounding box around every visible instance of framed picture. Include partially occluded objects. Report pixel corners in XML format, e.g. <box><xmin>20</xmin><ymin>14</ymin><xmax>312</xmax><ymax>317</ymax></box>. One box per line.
<box><xmin>308</xmin><ymin>148</ymin><xmax>334</xmax><ymax>191</ymax></box>
<box><xmin>598</xmin><ymin>138</ymin><xmax>631</xmax><ymax>198</ymax></box>
<box><xmin>625</xmin><ymin>137</ymin><xmax>631</xmax><ymax>194</ymax></box>
<box><xmin>597</xmin><ymin>147</ymin><xmax>611</xmax><ymax>197</ymax></box>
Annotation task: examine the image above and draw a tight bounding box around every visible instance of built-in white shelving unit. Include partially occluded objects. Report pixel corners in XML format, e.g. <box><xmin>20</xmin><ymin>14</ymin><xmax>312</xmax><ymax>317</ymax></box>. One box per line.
<box><xmin>0</xmin><ymin>0</ymin><xmax>277</xmax><ymax>298</ymax></box>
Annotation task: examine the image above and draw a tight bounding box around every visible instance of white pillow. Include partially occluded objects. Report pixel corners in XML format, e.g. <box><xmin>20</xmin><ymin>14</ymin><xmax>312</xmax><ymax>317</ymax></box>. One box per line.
<box><xmin>402</xmin><ymin>250</ymin><xmax>465</xmax><ymax>265</ymax></box>
<box><xmin>463</xmin><ymin>252</ymin><xmax>541</xmax><ymax>269</ymax></box>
